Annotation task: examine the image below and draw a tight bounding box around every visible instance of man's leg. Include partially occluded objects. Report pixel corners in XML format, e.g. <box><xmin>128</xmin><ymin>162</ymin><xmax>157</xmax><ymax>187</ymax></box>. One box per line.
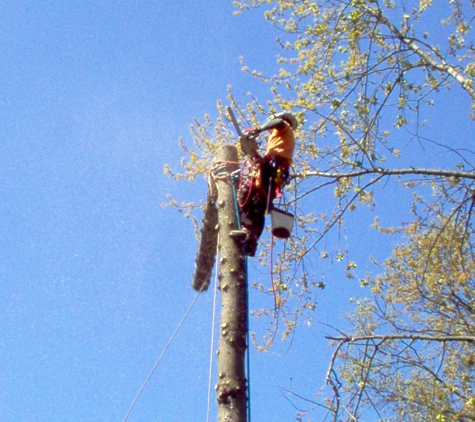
<box><xmin>243</xmin><ymin>192</ymin><xmax>266</xmax><ymax>256</ymax></box>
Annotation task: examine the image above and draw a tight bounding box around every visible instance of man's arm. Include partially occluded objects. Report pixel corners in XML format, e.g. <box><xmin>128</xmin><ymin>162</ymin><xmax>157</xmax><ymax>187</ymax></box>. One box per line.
<box><xmin>244</xmin><ymin>118</ymin><xmax>288</xmax><ymax>137</ymax></box>
<box><xmin>257</xmin><ymin>118</ymin><xmax>287</xmax><ymax>132</ymax></box>
<box><xmin>240</xmin><ymin>117</ymin><xmax>287</xmax><ymax>156</ymax></box>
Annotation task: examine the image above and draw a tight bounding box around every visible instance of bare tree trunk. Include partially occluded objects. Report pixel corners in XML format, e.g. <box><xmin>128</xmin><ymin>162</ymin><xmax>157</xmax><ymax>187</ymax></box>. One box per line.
<box><xmin>215</xmin><ymin>145</ymin><xmax>248</xmax><ymax>422</ymax></box>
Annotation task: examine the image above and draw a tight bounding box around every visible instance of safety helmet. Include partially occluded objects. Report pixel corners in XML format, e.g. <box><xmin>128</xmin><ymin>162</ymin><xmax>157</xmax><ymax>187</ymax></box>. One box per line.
<box><xmin>268</xmin><ymin>112</ymin><xmax>298</xmax><ymax>130</ymax></box>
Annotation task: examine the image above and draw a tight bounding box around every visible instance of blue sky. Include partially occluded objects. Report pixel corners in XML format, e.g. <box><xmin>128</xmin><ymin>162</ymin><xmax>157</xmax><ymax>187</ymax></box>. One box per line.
<box><xmin>1</xmin><ymin>1</ymin><xmax>474</xmax><ymax>421</ymax></box>
<box><xmin>0</xmin><ymin>1</ymin><xmax>315</xmax><ymax>421</ymax></box>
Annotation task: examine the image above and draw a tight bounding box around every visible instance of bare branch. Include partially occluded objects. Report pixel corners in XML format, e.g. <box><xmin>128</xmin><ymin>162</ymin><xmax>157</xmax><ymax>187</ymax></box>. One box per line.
<box><xmin>361</xmin><ymin>4</ymin><xmax>475</xmax><ymax>101</ymax></box>
<box><xmin>326</xmin><ymin>333</ymin><xmax>475</xmax><ymax>343</ymax></box>
<box><xmin>297</xmin><ymin>167</ymin><xmax>475</xmax><ymax>181</ymax></box>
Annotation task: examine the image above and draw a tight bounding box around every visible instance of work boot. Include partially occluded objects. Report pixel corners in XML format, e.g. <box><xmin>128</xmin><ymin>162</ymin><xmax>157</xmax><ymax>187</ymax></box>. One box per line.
<box><xmin>229</xmin><ymin>228</ymin><xmax>248</xmax><ymax>240</ymax></box>
<box><xmin>244</xmin><ymin>235</ymin><xmax>258</xmax><ymax>257</ymax></box>
<box><xmin>241</xmin><ymin>216</ymin><xmax>252</xmax><ymax>226</ymax></box>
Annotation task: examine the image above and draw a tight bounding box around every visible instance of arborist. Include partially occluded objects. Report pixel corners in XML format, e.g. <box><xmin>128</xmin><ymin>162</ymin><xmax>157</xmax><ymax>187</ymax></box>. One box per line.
<box><xmin>230</xmin><ymin>112</ymin><xmax>298</xmax><ymax>256</ymax></box>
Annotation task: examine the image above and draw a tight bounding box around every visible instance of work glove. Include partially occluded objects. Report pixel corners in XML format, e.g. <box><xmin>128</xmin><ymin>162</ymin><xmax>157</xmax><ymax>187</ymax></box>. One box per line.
<box><xmin>239</xmin><ymin>135</ymin><xmax>259</xmax><ymax>157</ymax></box>
<box><xmin>243</xmin><ymin>126</ymin><xmax>261</xmax><ymax>136</ymax></box>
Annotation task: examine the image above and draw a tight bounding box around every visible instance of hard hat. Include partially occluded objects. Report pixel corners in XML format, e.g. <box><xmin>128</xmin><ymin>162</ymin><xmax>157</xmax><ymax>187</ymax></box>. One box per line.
<box><xmin>268</xmin><ymin>112</ymin><xmax>298</xmax><ymax>130</ymax></box>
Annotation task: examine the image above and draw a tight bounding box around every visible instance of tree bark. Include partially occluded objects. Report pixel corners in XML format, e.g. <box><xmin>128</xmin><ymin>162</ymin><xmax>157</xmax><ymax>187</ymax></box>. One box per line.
<box><xmin>215</xmin><ymin>144</ymin><xmax>248</xmax><ymax>422</ymax></box>
<box><xmin>192</xmin><ymin>190</ymin><xmax>218</xmax><ymax>292</ymax></box>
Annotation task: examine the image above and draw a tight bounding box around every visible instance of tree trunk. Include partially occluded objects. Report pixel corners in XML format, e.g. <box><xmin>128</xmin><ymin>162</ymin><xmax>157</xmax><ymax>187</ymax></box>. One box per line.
<box><xmin>215</xmin><ymin>144</ymin><xmax>248</xmax><ymax>422</ymax></box>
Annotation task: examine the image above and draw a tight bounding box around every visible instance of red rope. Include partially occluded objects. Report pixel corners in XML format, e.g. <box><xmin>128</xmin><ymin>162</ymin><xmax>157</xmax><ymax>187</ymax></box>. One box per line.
<box><xmin>237</xmin><ymin>159</ymin><xmax>256</xmax><ymax>209</ymax></box>
<box><xmin>270</xmin><ymin>234</ymin><xmax>278</xmax><ymax>311</ymax></box>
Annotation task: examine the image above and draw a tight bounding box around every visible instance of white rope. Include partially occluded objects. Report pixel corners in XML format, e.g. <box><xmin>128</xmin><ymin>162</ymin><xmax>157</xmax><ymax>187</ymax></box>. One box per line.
<box><xmin>121</xmin><ymin>290</ymin><xmax>202</xmax><ymax>422</ymax></box>
<box><xmin>206</xmin><ymin>235</ymin><xmax>220</xmax><ymax>422</ymax></box>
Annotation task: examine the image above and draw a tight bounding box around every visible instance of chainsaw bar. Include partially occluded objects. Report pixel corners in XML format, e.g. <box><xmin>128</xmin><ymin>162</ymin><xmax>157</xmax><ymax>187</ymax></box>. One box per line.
<box><xmin>227</xmin><ymin>106</ymin><xmax>258</xmax><ymax>156</ymax></box>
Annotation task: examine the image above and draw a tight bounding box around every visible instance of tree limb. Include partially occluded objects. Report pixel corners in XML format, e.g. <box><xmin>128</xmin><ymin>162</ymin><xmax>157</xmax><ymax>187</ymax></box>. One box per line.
<box><xmin>361</xmin><ymin>4</ymin><xmax>475</xmax><ymax>101</ymax></box>
<box><xmin>326</xmin><ymin>333</ymin><xmax>475</xmax><ymax>343</ymax></box>
<box><xmin>296</xmin><ymin>167</ymin><xmax>475</xmax><ymax>181</ymax></box>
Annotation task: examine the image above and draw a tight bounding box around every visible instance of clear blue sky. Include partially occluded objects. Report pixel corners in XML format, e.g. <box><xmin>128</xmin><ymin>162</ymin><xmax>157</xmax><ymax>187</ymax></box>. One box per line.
<box><xmin>1</xmin><ymin>1</ymin><xmax>473</xmax><ymax>421</ymax></box>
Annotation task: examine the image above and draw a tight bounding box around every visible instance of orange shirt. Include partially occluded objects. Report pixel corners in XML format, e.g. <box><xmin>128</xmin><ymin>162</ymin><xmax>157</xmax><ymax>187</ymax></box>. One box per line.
<box><xmin>265</xmin><ymin>120</ymin><xmax>295</xmax><ymax>162</ymax></box>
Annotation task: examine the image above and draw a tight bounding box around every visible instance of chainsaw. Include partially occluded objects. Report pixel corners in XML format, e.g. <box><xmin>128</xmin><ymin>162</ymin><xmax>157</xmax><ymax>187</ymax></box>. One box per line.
<box><xmin>226</xmin><ymin>106</ymin><xmax>259</xmax><ymax>157</ymax></box>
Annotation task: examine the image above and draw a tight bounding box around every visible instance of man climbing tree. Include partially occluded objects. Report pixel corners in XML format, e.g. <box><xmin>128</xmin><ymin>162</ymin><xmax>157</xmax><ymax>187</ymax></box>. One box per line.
<box><xmin>230</xmin><ymin>112</ymin><xmax>298</xmax><ymax>256</ymax></box>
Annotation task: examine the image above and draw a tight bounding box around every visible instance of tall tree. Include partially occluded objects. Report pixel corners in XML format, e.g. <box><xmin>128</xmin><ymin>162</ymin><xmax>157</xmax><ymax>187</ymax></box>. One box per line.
<box><xmin>165</xmin><ymin>0</ymin><xmax>475</xmax><ymax>419</ymax></box>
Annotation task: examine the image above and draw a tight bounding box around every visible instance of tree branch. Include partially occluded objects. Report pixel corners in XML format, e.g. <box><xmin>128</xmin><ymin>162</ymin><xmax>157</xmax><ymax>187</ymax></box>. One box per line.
<box><xmin>296</xmin><ymin>167</ymin><xmax>475</xmax><ymax>181</ymax></box>
<box><xmin>326</xmin><ymin>333</ymin><xmax>475</xmax><ymax>343</ymax></box>
<box><xmin>361</xmin><ymin>4</ymin><xmax>475</xmax><ymax>101</ymax></box>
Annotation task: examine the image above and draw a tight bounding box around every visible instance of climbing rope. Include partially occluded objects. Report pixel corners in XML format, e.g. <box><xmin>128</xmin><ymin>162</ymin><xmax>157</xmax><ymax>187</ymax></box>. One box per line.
<box><xmin>206</xmin><ymin>235</ymin><xmax>220</xmax><ymax>422</ymax></box>
<box><xmin>121</xmin><ymin>289</ymin><xmax>203</xmax><ymax>422</ymax></box>
<box><xmin>237</xmin><ymin>158</ymin><xmax>257</xmax><ymax>209</ymax></box>
<box><xmin>230</xmin><ymin>172</ymin><xmax>252</xmax><ymax>422</ymax></box>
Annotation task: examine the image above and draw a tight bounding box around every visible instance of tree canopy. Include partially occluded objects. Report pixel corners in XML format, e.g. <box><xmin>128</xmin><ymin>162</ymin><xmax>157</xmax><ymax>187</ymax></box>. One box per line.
<box><xmin>328</xmin><ymin>217</ymin><xmax>475</xmax><ymax>421</ymax></box>
<box><xmin>166</xmin><ymin>0</ymin><xmax>475</xmax><ymax>420</ymax></box>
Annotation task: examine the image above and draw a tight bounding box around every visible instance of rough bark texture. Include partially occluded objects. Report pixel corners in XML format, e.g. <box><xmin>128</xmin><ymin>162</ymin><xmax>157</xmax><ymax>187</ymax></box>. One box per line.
<box><xmin>215</xmin><ymin>145</ymin><xmax>248</xmax><ymax>422</ymax></box>
<box><xmin>192</xmin><ymin>190</ymin><xmax>218</xmax><ymax>292</ymax></box>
